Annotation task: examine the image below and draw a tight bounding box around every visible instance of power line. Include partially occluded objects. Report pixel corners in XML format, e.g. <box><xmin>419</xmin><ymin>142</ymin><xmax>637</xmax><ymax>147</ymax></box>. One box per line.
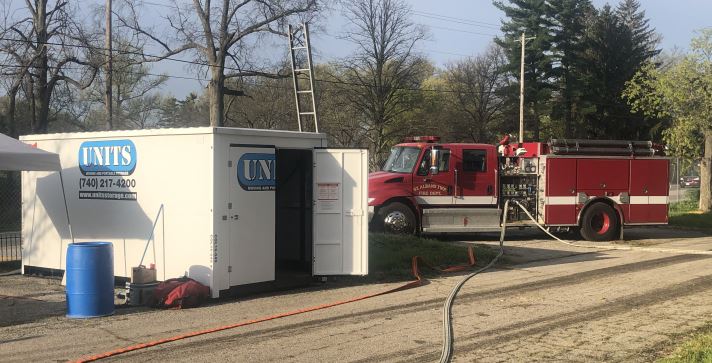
<box><xmin>412</xmin><ymin>12</ymin><xmax>500</xmax><ymax>31</ymax></box>
<box><xmin>0</xmin><ymin>62</ymin><xmax>646</xmax><ymax>111</ymax></box>
<box><xmin>411</xmin><ymin>10</ymin><xmax>500</xmax><ymax>28</ymax></box>
<box><xmin>0</xmin><ymin>38</ymin><xmax>497</xmax><ymax>96</ymax></box>
<box><xmin>422</xmin><ymin>24</ymin><xmax>498</xmax><ymax>37</ymax></box>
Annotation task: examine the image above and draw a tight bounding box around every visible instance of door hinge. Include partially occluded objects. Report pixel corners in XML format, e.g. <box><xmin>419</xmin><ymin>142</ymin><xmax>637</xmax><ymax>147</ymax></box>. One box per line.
<box><xmin>210</xmin><ymin>234</ymin><xmax>218</xmax><ymax>263</ymax></box>
<box><xmin>228</xmin><ymin>265</ymin><xmax>232</xmax><ymax>273</ymax></box>
<box><xmin>228</xmin><ymin>202</ymin><xmax>232</xmax><ymax>209</ymax></box>
<box><xmin>228</xmin><ymin>160</ymin><xmax>233</xmax><ymax>167</ymax></box>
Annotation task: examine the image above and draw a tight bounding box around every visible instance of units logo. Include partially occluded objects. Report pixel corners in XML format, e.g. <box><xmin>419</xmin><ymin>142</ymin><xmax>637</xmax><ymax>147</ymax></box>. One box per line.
<box><xmin>237</xmin><ymin>153</ymin><xmax>275</xmax><ymax>191</ymax></box>
<box><xmin>78</xmin><ymin>139</ymin><xmax>137</xmax><ymax>176</ymax></box>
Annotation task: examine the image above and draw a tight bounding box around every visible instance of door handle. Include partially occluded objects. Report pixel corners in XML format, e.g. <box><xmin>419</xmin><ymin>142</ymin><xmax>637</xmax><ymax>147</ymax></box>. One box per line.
<box><xmin>423</xmin><ymin>178</ymin><xmax>432</xmax><ymax>182</ymax></box>
<box><xmin>487</xmin><ymin>185</ymin><xmax>493</xmax><ymax>195</ymax></box>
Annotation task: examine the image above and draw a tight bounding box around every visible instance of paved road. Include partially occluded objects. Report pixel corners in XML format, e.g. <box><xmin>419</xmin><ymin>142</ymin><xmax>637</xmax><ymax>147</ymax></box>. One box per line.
<box><xmin>2</xmin><ymin>227</ymin><xmax>712</xmax><ymax>362</ymax></box>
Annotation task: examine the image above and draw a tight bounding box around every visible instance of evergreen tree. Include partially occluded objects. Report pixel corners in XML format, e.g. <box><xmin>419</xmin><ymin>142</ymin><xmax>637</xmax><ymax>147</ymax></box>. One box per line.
<box><xmin>578</xmin><ymin>3</ymin><xmax>662</xmax><ymax>140</ymax></box>
<box><xmin>548</xmin><ymin>0</ymin><xmax>595</xmax><ymax>138</ymax></box>
<box><xmin>615</xmin><ymin>0</ymin><xmax>661</xmax><ymax>65</ymax></box>
<box><xmin>579</xmin><ymin>5</ymin><xmax>632</xmax><ymax>138</ymax></box>
<box><xmin>494</xmin><ymin>0</ymin><xmax>554</xmax><ymax>141</ymax></box>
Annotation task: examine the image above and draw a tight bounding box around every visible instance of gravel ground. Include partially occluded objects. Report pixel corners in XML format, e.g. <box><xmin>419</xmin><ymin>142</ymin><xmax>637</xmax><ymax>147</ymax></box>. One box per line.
<box><xmin>2</xmin><ymin>227</ymin><xmax>712</xmax><ymax>362</ymax></box>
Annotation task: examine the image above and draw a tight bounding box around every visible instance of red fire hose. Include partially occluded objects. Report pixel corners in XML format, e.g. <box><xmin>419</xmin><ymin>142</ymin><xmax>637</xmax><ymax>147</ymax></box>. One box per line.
<box><xmin>72</xmin><ymin>247</ymin><xmax>477</xmax><ymax>362</ymax></box>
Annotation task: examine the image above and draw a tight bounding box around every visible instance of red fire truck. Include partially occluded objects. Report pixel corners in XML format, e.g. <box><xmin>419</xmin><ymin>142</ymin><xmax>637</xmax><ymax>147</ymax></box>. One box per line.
<box><xmin>367</xmin><ymin>136</ymin><xmax>669</xmax><ymax>241</ymax></box>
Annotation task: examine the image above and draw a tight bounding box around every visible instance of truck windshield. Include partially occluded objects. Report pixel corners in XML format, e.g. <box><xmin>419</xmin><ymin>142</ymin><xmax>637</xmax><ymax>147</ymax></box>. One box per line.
<box><xmin>382</xmin><ymin>147</ymin><xmax>421</xmax><ymax>173</ymax></box>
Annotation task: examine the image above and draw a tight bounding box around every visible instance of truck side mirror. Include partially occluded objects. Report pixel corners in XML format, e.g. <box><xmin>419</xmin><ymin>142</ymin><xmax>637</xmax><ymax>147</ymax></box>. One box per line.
<box><xmin>429</xmin><ymin>148</ymin><xmax>439</xmax><ymax>175</ymax></box>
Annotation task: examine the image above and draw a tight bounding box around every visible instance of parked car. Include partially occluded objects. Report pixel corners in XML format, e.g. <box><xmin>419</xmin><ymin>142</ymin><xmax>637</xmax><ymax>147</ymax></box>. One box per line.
<box><xmin>679</xmin><ymin>176</ymin><xmax>701</xmax><ymax>188</ymax></box>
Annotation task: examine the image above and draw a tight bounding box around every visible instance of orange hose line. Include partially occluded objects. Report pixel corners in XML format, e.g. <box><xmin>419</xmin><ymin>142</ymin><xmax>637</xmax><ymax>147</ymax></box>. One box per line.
<box><xmin>72</xmin><ymin>246</ymin><xmax>477</xmax><ymax>363</ymax></box>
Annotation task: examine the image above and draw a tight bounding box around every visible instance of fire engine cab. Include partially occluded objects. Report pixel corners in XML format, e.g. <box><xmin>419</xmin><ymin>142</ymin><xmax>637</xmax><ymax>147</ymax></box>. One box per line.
<box><xmin>368</xmin><ymin>136</ymin><xmax>669</xmax><ymax>241</ymax></box>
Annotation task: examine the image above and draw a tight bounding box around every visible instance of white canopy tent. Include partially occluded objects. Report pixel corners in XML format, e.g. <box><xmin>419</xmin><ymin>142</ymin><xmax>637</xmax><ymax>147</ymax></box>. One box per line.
<box><xmin>0</xmin><ymin>132</ymin><xmax>60</xmax><ymax>171</ymax></box>
<box><xmin>0</xmin><ymin>133</ymin><xmax>73</xmax><ymax>243</ymax></box>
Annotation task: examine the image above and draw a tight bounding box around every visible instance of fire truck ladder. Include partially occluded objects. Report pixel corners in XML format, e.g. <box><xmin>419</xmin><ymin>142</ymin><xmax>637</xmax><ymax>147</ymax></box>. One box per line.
<box><xmin>288</xmin><ymin>23</ymin><xmax>319</xmax><ymax>133</ymax></box>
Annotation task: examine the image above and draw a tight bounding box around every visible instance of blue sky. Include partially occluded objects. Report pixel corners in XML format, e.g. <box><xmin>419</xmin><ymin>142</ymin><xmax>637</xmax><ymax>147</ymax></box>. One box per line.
<box><xmin>95</xmin><ymin>0</ymin><xmax>712</xmax><ymax>98</ymax></box>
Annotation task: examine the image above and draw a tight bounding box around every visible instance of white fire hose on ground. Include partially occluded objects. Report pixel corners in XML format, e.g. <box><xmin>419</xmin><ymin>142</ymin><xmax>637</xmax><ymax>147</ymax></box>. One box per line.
<box><xmin>438</xmin><ymin>200</ymin><xmax>712</xmax><ymax>363</ymax></box>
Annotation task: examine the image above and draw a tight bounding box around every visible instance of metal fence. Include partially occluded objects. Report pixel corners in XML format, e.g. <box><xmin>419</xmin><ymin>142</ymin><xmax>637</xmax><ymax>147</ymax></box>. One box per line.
<box><xmin>0</xmin><ymin>171</ymin><xmax>21</xmax><ymax>261</ymax></box>
<box><xmin>669</xmin><ymin>157</ymin><xmax>701</xmax><ymax>205</ymax></box>
<box><xmin>0</xmin><ymin>231</ymin><xmax>21</xmax><ymax>262</ymax></box>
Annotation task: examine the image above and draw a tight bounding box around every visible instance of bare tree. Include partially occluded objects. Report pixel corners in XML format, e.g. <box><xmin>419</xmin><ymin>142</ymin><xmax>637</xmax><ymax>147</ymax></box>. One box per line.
<box><xmin>224</xmin><ymin>77</ymin><xmax>294</xmax><ymax>130</ymax></box>
<box><xmin>117</xmin><ymin>0</ymin><xmax>319</xmax><ymax>128</ymax></box>
<box><xmin>444</xmin><ymin>44</ymin><xmax>509</xmax><ymax>143</ymax></box>
<box><xmin>336</xmin><ymin>0</ymin><xmax>426</xmax><ymax>168</ymax></box>
<box><xmin>2</xmin><ymin>0</ymin><xmax>101</xmax><ymax>133</ymax></box>
<box><xmin>316</xmin><ymin>65</ymin><xmax>369</xmax><ymax>148</ymax></box>
<box><xmin>0</xmin><ymin>32</ymin><xmax>34</xmax><ymax>137</ymax></box>
<box><xmin>85</xmin><ymin>30</ymin><xmax>168</xmax><ymax>130</ymax></box>
<box><xmin>0</xmin><ymin>5</ymin><xmax>37</xmax><ymax>137</ymax></box>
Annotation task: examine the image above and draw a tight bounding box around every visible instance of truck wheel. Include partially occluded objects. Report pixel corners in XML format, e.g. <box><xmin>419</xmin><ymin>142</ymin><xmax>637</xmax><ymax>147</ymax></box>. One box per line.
<box><xmin>580</xmin><ymin>203</ymin><xmax>619</xmax><ymax>242</ymax></box>
<box><xmin>377</xmin><ymin>202</ymin><xmax>416</xmax><ymax>234</ymax></box>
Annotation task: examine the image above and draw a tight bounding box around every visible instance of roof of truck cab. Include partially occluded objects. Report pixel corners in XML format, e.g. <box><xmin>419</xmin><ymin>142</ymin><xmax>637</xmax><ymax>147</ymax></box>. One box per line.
<box><xmin>394</xmin><ymin>142</ymin><xmax>495</xmax><ymax>148</ymax></box>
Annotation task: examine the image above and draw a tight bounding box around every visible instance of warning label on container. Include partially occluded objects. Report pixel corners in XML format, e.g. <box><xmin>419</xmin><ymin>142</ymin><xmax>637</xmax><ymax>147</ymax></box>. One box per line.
<box><xmin>317</xmin><ymin>183</ymin><xmax>339</xmax><ymax>200</ymax></box>
<box><xmin>317</xmin><ymin>183</ymin><xmax>340</xmax><ymax>212</ymax></box>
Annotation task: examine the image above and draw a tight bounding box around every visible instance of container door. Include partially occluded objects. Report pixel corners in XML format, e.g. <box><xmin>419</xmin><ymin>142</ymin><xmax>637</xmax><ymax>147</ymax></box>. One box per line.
<box><xmin>313</xmin><ymin>149</ymin><xmax>368</xmax><ymax>275</ymax></box>
<box><xmin>228</xmin><ymin>145</ymin><xmax>276</xmax><ymax>286</ymax></box>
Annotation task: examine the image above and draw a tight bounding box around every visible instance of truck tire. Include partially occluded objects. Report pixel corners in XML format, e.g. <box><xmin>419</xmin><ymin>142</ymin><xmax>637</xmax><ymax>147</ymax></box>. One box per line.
<box><xmin>376</xmin><ymin>202</ymin><xmax>416</xmax><ymax>234</ymax></box>
<box><xmin>580</xmin><ymin>202</ymin><xmax>619</xmax><ymax>242</ymax></box>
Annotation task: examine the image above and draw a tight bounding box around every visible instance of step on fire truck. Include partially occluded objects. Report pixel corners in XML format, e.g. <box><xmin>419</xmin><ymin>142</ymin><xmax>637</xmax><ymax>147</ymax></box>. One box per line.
<box><xmin>367</xmin><ymin>136</ymin><xmax>669</xmax><ymax>241</ymax></box>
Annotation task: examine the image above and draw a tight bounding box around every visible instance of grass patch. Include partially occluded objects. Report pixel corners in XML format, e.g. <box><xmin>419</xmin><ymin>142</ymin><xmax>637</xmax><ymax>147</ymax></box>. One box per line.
<box><xmin>368</xmin><ymin>233</ymin><xmax>499</xmax><ymax>281</ymax></box>
<box><xmin>658</xmin><ymin>329</ymin><xmax>712</xmax><ymax>363</ymax></box>
<box><xmin>668</xmin><ymin>190</ymin><xmax>712</xmax><ymax>231</ymax></box>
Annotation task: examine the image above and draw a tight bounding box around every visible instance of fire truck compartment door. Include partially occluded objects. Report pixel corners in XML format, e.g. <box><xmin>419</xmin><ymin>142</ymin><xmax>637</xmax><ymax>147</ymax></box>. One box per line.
<box><xmin>313</xmin><ymin>149</ymin><xmax>368</xmax><ymax>275</ymax></box>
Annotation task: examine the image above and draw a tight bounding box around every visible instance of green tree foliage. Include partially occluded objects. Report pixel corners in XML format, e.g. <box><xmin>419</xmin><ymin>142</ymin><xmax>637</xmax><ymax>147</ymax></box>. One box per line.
<box><xmin>578</xmin><ymin>2</ymin><xmax>661</xmax><ymax>140</ymax></box>
<box><xmin>624</xmin><ymin>29</ymin><xmax>712</xmax><ymax>211</ymax></box>
<box><xmin>494</xmin><ymin>0</ymin><xmax>661</xmax><ymax>141</ymax></box>
<box><xmin>158</xmin><ymin>93</ymin><xmax>209</xmax><ymax>128</ymax></box>
<box><xmin>495</xmin><ymin>0</ymin><xmax>554</xmax><ymax>141</ymax></box>
<box><xmin>548</xmin><ymin>0</ymin><xmax>594</xmax><ymax>138</ymax></box>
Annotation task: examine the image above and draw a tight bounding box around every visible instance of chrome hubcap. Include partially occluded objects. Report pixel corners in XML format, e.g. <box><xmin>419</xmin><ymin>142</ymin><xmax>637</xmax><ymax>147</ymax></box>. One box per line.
<box><xmin>384</xmin><ymin>211</ymin><xmax>410</xmax><ymax>232</ymax></box>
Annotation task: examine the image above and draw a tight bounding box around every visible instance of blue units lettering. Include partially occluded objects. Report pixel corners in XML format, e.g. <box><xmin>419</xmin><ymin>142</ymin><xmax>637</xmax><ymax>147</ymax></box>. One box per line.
<box><xmin>78</xmin><ymin>140</ymin><xmax>137</xmax><ymax>176</ymax></box>
<box><xmin>237</xmin><ymin>153</ymin><xmax>276</xmax><ymax>191</ymax></box>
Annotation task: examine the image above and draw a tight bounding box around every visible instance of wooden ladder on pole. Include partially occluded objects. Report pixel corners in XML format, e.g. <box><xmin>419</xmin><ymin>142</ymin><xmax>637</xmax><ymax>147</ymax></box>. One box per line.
<box><xmin>288</xmin><ymin>23</ymin><xmax>319</xmax><ymax>133</ymax></box>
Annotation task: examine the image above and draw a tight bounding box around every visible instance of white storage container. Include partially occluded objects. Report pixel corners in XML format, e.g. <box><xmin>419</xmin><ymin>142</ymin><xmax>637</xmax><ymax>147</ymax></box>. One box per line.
<box><xmin>21</xmin><ymin>127</ymin><xmax>368</xmax><ymax>298</ymax></box>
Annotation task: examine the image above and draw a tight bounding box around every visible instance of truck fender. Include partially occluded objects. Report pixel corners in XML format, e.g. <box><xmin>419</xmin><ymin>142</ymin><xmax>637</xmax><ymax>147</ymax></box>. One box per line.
<box><xmin>576</xmin><ymin>197</ymin><xmax>625</xmax><ymax>239</ymax></box>
<box><xmin>374</xmin><ymin>196</ymin><xmax>421</xmax><ymax>226</ymax></box>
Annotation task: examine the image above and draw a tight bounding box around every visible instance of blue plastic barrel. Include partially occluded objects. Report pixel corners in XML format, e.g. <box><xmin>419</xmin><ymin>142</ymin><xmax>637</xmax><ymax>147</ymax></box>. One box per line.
<box><xmin>65</xmin><ymin>242</ymin><xmax>115</xmax><ymax>318</ymax></box>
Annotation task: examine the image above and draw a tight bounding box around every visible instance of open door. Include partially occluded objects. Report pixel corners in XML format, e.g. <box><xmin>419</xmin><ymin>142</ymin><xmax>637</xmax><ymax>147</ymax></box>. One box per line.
<box><xmin>313</xmin><ymin>149</ymin><xmax>368</xmax><ymax>275</ymax></box>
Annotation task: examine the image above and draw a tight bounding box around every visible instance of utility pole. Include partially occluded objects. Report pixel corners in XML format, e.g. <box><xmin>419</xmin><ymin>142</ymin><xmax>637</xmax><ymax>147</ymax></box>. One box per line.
<box><xmin>518</xmin><ymin>32</ymin><xmax>535</xmax><ymax>143</ymax></box>
<box><xmin>105</xmin><ymin>0</ymin><xmax>113</xmax><ymax>130</ymax></box>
